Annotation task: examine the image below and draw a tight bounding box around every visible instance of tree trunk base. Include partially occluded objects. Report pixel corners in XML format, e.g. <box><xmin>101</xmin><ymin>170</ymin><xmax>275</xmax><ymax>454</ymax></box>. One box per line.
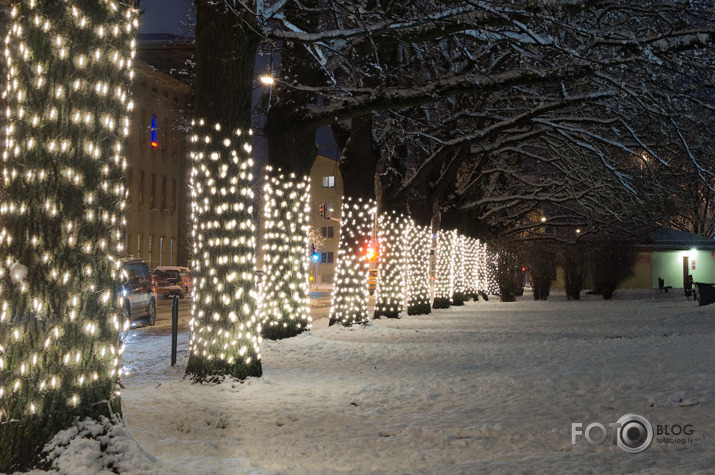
<box><xmin>407</xmin><ymin>303</ymin><xmax>431</xmax><ymax>315</ymax></box>
<box><xmin>452</xmin><ymin>292</ymin><xmax>465</xmax><ymax>306</ymax></box>
<box><xmin>432</xmin><ymin>297</ymin><xmax>451</xmax><ymax>309</ymax></box>
<box><xmin>261</xmin><ymin>324</ymin><xmax>308</xmax><ymax>340</ymax></box>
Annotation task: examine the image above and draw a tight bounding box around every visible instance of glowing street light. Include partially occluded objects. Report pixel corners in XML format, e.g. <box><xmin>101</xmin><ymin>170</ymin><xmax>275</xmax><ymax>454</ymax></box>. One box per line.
<box><xmin>259</xmin><ymin>75</ymin><xmax>275</xmax><ymax>85</ymax></box>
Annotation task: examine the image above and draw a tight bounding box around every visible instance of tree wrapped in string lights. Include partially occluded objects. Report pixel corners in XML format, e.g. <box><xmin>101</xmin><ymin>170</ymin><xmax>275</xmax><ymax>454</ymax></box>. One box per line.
<box><xmin>185</xmin><ymin>119</ymin><xmax>262</xmax><ymax>381</ymax></box>
<box><xmin>258</xmin><ymin>166</ymin><xmax>311</xmax><ymax>339</ymax></box>
<box><xmin>0</xmin><ymin>1</ymin><xmax>137</xmax><ymax>470</ymax></box>
<box><xmin>432</xmin><ymin>230</ymin><xmax>455</xmax><ymax>309</ymax></box>
<box><xmin>329</xmin><ymin>197</ymin><xmax>376</xmax><ymax>326</ymax></box>
<box><xmin>405</xmin><ymin>222</ymin><xmax>431</xmax><ymax>315</ymax></box>
<box><xmin>451</xmin><ymin>233</ymin><xmax>467</xmax><ymax>306</ymax></box>
<box><xmin>373</xmin><ymin>211</ymin><xmax>406</xmax><ymax>319</ymax></box>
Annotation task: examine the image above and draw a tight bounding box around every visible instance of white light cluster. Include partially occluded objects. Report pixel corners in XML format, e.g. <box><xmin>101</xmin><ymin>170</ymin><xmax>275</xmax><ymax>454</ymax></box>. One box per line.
<box><xmin>187</xmin><ymin>119</ymin><xmax>261</xmax><ymax>370</ymax></box>
<box><xmin>405</xmin><ymin>221</ymin><xmax>431</xmax><ymax>315</ymax></box>
<box><xmin>0</xmin><ymin>0</ymin><xmax>137</xmax><ymax>419</ymax></box>
<box><xmin>258</xmin><ymin>166</ymin><xmax>312</xmax><ymax>338</ymax></box>
<box><xmin>328</xmin><ymin>197</ymin><xmax>376</xmax><ymax>326</ymax></box>
<box><xmin>374</xmin><ymin>211</ymin><xmax>406</xmax><ymax>318</ymax></box>
<box><xmin>451</xmin><ymin>233</ymin><xmax>467</xmax><ymax>305</ymax></box>
<box><xmin>432</xmin><ymin>230</ymin><xmax>456</xmax><ymax>308</ymax></box>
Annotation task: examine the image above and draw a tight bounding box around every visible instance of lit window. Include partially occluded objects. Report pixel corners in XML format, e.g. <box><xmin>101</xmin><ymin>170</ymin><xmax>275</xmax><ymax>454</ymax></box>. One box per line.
<box><xmin>322</xmin><ymin>176</ymin><xmax>335</xmax><ymax>188</ymax></box>
<box><xmin>150</xmin><ymin>113</ymin><xmax>158</xmax><ymax>148</ymax></box>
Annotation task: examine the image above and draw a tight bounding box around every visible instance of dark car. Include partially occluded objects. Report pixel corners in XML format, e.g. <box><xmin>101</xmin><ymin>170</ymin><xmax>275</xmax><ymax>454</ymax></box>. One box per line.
<box><xmin>121</xmin><ymin>258</ymin><xmax>157</xmax><ymax>326</ymax></box>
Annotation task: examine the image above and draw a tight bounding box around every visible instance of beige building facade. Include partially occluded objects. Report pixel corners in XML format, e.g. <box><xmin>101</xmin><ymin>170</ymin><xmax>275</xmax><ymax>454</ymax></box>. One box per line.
<box><xmin>124</xmin><ymin>61</ymin><xmax>192</xmax><ymax>269</ymax></box>
<box><xmin>309</xmin><ymin>155</ymin><xmax>343</xmax><ymax>284</ymax></box>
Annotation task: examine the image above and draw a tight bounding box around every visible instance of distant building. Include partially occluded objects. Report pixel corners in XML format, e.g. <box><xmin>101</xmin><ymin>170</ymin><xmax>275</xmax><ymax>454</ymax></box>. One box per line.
<box><xmin>124</xmin><ymin>60</ymin><xmax>192</xmax><ymax>268</ymax></box>
<box><xmin>309</xmin><ymin>155</ymin><xmax>343</xmax><ymax>284</ymax></box>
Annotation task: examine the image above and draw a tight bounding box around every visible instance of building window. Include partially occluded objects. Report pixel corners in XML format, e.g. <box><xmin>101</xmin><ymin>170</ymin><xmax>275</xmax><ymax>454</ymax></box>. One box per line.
<box><xmin>140</xmin><ymin>110</ymin><xmax>146</xmax><ymax>145</ymax></box>
<box><xmin>171</xmin><ymin>127</ymin><xmax>177</xmax><ymax>157</ymax></box>
<box><xmin>162</xmin><ymin>118</ymin><xmax>168</xmax><ymax>151</ymax></box>
<box><xmin>322</xmin><ymin>176</ymin><xmax>335</xmax><ymax>188</ymax></box>
<box><xmin>137</xmin><ymin>234</ymin><xmax>143</xmax><ymax>259</ymax></box>
<box><xmin>126</xmin><ymin>168</ymin><xmax>133</xmax><ymax>203</ymax></box>
<box><xmin>321</xmin><ymin>226</ymin><xmax>334</xmax><ymax>238</ymax></box>
<box><xmin>150</xmin><ymin>113</ymin><xmax>158</xmax><ymax>148</ymax></box>
<box><xmin>148</xmin><ymin>235</ymin><xmax>154</xmax><ymax>268</ymax></box>
<box><xmin>161</xmin><ymin>176</ymin><xmax>167</xmax><ymax>210</ymax></box>
<box><xmin>138</xmin><ymin>170</ymin><xmax>145</xmax><ymax>206</ymax></box>
<box><xmin>170</xmin><ymin>238</ymin><xmax>175</xmax><ymax>266</ymax></box>
<box><xmin>150</xmin><ymin>173</ymin><xmax>156</xmax><ymax>209</ymax></box>
<box><xmin>126</xmin><ymin>232</ymin><xmax>132</xmax><ymax>256</ymax></box>
<box><xmin>172</xmin><ymin>179</ymin><xmax>177</xmax><ymax>212</ymax></box>
<box><xmin>320</xmin><ymin>252</ymin><xmax>334</xmax><ymax>264</ymax></box>
<box><xmin>159</xmin><ymin>237</ymin><xmax>164</xmax><ymax>266</ymax></box>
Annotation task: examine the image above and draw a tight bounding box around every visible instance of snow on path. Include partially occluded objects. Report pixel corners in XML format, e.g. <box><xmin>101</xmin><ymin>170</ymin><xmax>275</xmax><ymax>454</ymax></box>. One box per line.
<box><xmin>113</xmin><ymin>290</ymin><xmax>715</xmax><ymax>474</ymax></box>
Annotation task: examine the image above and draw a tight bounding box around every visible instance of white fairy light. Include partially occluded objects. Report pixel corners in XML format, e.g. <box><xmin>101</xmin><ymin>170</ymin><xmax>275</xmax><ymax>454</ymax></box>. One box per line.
<box><xmin>433</xmin><ymin>230</ymin><xmax>455</xmax><ymax>308</ymax></box>
<box><xmin>186</xmin><ymin>119</ymin><xmax>262</xmax><ymax>376</ymax></box>
<box><xmin>258</xmin><ymin>166</ymin><xmax>312</xmax><ymax>339</ymax></box>
<box><xmin>328</xmin><ymin>197</ymin><xmax>376</xmax><ymax>326</ymax></box>
<box><xmin>0</xmin><ymin>0</ymin><xmax>136</xmax><ymax>423</ymax></box>
<box><xmin>374</xmin><ymin>211</ymin><xmax>406</xmax><ymax>319</ymax></box>
<box><xmin>405</xmin><ymin>221</ymin><xmax>431</xmax><ymax>315</ymax></box>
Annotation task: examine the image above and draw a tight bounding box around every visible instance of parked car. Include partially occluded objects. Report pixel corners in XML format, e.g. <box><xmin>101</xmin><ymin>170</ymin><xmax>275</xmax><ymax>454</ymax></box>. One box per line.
<box><xmin>153</xmin><ymin>266</ymin><xmax>192</xmax><ymax>299</ymax></box>
<box><xmin>121</xmin><ymin>258</ymin><xmax>157</xmax><ymax>326</ymax></box>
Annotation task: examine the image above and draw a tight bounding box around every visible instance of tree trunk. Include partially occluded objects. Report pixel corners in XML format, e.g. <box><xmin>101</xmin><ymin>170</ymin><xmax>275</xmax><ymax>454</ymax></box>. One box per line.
<box><xmin>329</xmin><ymin>115</ymin><xmax>380</xmax><ymax>326</ymax></box>
<box><xmin>258</xmin><ymin>167</ymin><xmax>311</xmax><ymax>339</ymax></box>
<box><xmin>374</xmin><ymin>212</ymin><xmax>406</xmax><ymax>319</ymax></box>
<box><xmin>433</xmin><ymin>231</ymin><xmax>454</xmax><ymax>309</ymax></box>
<box><xmin>0</xmin><ymin>1</ymin><xmax>135</xmax><ymax>470</ymax></box>
<box><xmin>405</xmin><ymin>223</ymin><xmax>432</xmax><ymax>315</ymax></box>
<box><xmin>185</xmin><ymin>0</ymin><xmax>262</xmax><ymax>381</ymax></box>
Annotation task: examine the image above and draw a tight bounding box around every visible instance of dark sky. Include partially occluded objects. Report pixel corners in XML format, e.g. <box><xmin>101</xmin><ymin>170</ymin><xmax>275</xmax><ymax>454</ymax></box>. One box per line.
<box><xmin>137</xmin><ymin>0</ymin><xmax>194</xmax><ymax>35</ymax></box>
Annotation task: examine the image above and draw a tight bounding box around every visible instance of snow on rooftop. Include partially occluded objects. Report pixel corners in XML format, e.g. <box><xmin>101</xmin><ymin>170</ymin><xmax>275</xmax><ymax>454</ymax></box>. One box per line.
<box><xmin>30</xmin><ymin>289</ymin><xmax>715</xmax><ymax>473</ymax></box>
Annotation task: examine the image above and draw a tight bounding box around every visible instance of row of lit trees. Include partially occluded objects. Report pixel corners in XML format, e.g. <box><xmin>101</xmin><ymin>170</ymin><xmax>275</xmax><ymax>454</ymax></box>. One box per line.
<box><xmin>328</xmin><ymin>208</ymin><xmax>499</xmax><ymax>325</ymax></box>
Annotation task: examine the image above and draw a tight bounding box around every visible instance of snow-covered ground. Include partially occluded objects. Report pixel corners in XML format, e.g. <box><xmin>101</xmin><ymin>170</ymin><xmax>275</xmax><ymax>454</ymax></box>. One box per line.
<box><xmin>34</xmin><ymin>290</ymin><xmax>715</xmax><ymax>473</ymax></box>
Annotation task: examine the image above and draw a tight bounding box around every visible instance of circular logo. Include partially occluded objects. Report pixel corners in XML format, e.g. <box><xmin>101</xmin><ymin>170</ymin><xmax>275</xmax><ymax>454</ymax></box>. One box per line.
<box><xmin>616</xmin><ymin>413</ymin><xmax>653</xmax><ymax>454</ymax></box>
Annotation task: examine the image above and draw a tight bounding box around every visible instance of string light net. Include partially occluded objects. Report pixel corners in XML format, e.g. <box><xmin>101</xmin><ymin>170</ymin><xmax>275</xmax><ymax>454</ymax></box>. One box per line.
<box><xmin>373</xmin><ymin>211</ymin><xmax>406</xmax><ymax>319</ymax></box>
<box><xmin>432</xmin><ymin>230</ymin><xmax>455</xmax><ymax>309</ymax></box>
<box><xmin>0</xmin><ymin>0</ymin><xmax>137</xmax><ymax>467</ymax></box>
<box><xmin>464</xmin><ymin>238</ymin><xmax>480</xmax><ymax>300</ymax></box>
<box><xmin>258</xmin><ymin>166</ymin><xmax>311</xmax><ymax>339</ymax></box>
<box><xmin>328</xmin><ymin>197</ymin><xmax>376</xmax><ymax>326</ymax></box>
<box><xmin>452</xmin><ymin>232</ymin><xmax>467</xmax><ymax>306</ymax></box>
<box><xmin>185</xmin><ymin>119</ymin><xmax>262</xmax><ymax>381</ymax></box>
<box><xmin>405</xmin><ymin>221</ymin><xmax>431</xmax><ymax>315</ymax></box>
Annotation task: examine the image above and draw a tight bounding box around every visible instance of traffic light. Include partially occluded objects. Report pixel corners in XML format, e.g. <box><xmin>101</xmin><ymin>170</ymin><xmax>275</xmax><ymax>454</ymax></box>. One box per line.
<box><xmin>365</xmin><ymin>242</ymin><xmax>376</xmax><ymax>261</ymax></box>
<box><xmin>311</xmin><ymin>244</ymin><xmax>320</xmax><ymax>262</ymax></box>
<box><xmin>319</xmin><ymin>203</ymin><xmax>326</xmax><ymax>218</ymax></box>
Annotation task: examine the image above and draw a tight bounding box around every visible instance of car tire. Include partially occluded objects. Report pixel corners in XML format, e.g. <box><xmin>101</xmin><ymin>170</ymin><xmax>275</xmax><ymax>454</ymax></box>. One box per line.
<box><xmin>147</xmin><ymin>300</ymin><xmax>156</xmax><ymax>326</ymax></box>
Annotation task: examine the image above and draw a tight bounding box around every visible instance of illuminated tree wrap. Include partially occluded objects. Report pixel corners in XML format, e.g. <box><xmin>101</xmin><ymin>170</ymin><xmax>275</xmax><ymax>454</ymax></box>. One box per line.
<box><xmin>328</xmin><ymin>197</ymin><xmax>376</xmax><ymax>326</ymax></box>
<box><xmin>405</xmin><ymin>222</ymin><xmax>431</xmax><ymax>315</ymax></box>
<box><xmin>0</xmin><ymin>1</ymin><xmax>136</xmax><ymax>470</ymax></box>
<box><xmin>451</xmin><ymin>233</ymin><xmax>467</xmax><ymax>306</ymax></box>
<box><xmin>432</xmin><ymin>230</ymin><xmax>454</xmax><ymax>309</ymax></box>
<box><xmin>259</xmin><ymin>166</ymin><xmax>311</xmax><ymax>339</ymax></box>
<box><xmin>464</xmin><ymin>238</ymin><xmax>481</xmax><ymax>300</ymax></box>
<box><xmin>185</xmin><ymin>120</ymin><xmax>262</xmax><ymax>381</ymax></box>
<box><xmin>373</xmin><ymin>212</ymin><xmax>406</xmax><ymax>319</ymax></box>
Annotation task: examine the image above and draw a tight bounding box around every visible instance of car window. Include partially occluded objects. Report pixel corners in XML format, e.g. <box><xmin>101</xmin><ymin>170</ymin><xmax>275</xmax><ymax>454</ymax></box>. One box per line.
<box><xmin>124</xmin><ymin>264</ymin><xmax>139</xmax><ymax>281</ymax></box>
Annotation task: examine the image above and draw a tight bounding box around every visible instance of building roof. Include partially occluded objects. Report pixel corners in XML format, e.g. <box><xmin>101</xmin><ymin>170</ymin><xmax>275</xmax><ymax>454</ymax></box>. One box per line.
<box><xmin>651</xmin><ymin>228</ymin><xmax>715</xmax><ymax>250</ymax></box>
<box><xmin>137</xmin><ymin>33</ymin><xmax>194</xmax><ymax>85</ymax></box>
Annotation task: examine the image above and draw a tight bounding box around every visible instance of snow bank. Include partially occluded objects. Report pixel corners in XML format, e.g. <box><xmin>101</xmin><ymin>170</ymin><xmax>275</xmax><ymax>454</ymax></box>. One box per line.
<box><xmin>24</xmin><ymin>290</ymin><xmax>715</xmax><ymax>473</ymax></box>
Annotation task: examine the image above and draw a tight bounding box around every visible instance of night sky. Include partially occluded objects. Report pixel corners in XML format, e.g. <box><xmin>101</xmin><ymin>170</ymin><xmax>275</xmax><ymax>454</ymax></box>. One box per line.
<box><xmin>137</xmin><ymin>0</ymin><xmax>194</xmax><ymax>35</ymax></box>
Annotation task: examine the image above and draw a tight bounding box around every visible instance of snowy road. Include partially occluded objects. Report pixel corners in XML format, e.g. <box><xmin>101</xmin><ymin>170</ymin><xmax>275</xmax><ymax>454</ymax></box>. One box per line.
<box><xmin>108</xmin><ymin>290</ymin><xmax>715</xmax><ymax>473</ymax></box>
